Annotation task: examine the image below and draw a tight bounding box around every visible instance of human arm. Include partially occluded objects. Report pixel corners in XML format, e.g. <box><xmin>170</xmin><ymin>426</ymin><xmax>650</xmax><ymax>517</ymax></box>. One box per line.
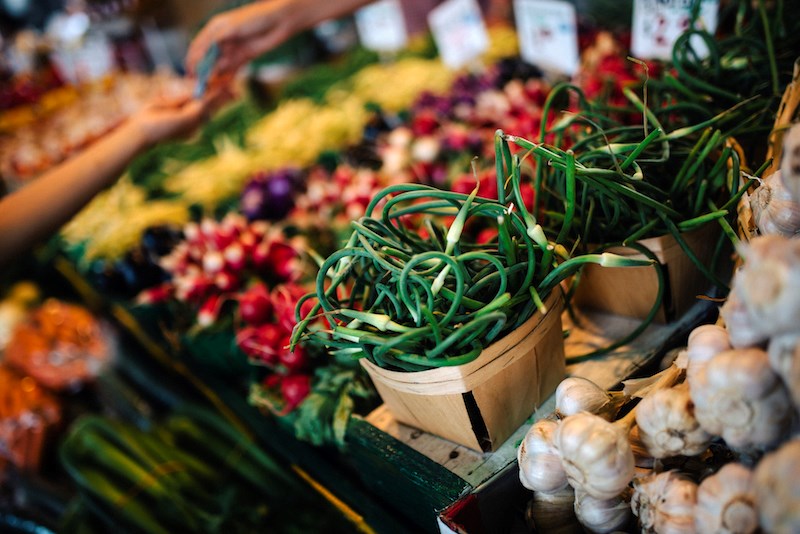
<box><xmin>186</xmin><ymin>0</ymin><xmax>374</xmax><ymax>85</ymax></box>
<box><xmin>0</xmin><ymin>95</ymin><xmax>206</xmax><ymax>266</ymax></box>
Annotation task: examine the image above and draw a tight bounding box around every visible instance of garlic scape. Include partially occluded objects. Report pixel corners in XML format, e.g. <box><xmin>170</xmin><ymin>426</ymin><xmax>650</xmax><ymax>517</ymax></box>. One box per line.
<box><xmin>690</xmin><ymin>347</ymin><xmax>792</xmax><ymax>450</ymax></box>
<box><xmin>555</xmin><ymin>376</ymin><xmax>627</xmax><ymax>421</ymax></box>
<box><xmin>635</xmin><ymin>383</ymin><xmax>712</xmax><ymax>459</ymax></box>
<box><xmin>518</xmin><ymin>418</ymin><xmax>569</xmax><ymax>494</ymax></box>
<box><xmin>720</xmin><ymin>235</ymin><xmax>800</xmax><ymax>347</ymax></box>
<box><xmin>754</xmin><ymin>438</ymin><xmax>800</xmax><ymax>534</ymax></box>
<box><xmin>631</xmin><ymin>471</ymin><xmax>698</xmax><ymax>534</ymax></box>
<box><xmin>695</xmin><ymin>462</ymin><xmax>758</xmax><ymax>534</ymax></box>
<box><xmin>573</xmin><ymin>488</ymin><xmax>632</xmax><ymax>534</ymax></box>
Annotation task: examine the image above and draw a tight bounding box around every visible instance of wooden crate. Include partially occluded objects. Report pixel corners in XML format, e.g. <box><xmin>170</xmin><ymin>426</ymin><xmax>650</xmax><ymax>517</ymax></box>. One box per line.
<box><xmin>572</xmin><ymin>223</ymin><xmax>725</xmax><ymax>323</ymax></box>
<box><xmin>360</xmin><ymin>290</ymin><xmax>565</xmax><ymax>452</ymax></box>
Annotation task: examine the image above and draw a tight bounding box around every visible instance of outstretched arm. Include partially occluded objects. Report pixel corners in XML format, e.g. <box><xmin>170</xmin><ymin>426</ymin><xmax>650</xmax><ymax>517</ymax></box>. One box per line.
<box><xmin>0</xmin><ymin>94</ymin><xmax>207</xmax><ymax>266</ymax></box>
<box><xmin>186</xmin><ymin>0</ymin><xmax>373</xmax><ymax>85</ymax></box>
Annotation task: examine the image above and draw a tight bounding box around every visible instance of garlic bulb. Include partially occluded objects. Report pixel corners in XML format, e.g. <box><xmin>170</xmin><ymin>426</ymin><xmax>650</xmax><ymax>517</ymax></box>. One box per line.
<box><xmin>719</xmin><ymin>235</ymin><xmax>800</xmax><ymax>347</ymax></box>
<box><xmin>767</xmin><ymin>333</ymin><xmax>800</xmax><ymax>409</ymax></box>
<box><xmin>685</xmin><ymin>324</ymin><xmax>731</xmax><ymax>386</ymax></box>
<box><xmin>629</xmin><ymin>425</ymin><xmax>655</xmax><ymax>470</ymax></box>
<box><xmin>525</xmin><ymin>487</ymin><xmax>582</xmax><ymax>534</ymax></box>
<box><xmin>553</xmin><ymin>412</ymin><xmax>635</xmax><ymax>500</ymax></box>
<box><xmin>695</xmin><ymin>462</ymin><xmax>758</xmax><ymax>534</ymax></box>
<box><xmin>754</xmin><ymin>438</ymin><xmax>800</xmax><ymax>534</ymax></box>
<box><xmin>573</xmin><ymin>488</ymin><xmax>632</xmax><ymax>533</ymax></box>
<box><xmin>555</xmin><ymin>376</ymin><xmax>626</xmax><ymax>421</ymax></box>
<box><xmin>750</xmin><ymin>170</ymin><xmax>800</xmax><ymax>236</ymax></box>
<box><xmin>635</xmin><ymin>384</ymin><xmax>711</xmax><ymax>459</ymax></box>
<box><xmin>631</xmin><ymin>471</ymin><xmax>698</xmax><ymax>534</ymax></box>
<box><xmin>780</xmin><ymin>122</ymin><xmax>800</xmax><ymax>203</ymax></box>
<box><xmin>690</xmin><ymin>347</ymin><xmax>791</xmax><ymax>450</ymax></box>
<box><xmin>518</xmin><ymin>418</ymin><xmax>569</xmax><ymax>493</ymax></box>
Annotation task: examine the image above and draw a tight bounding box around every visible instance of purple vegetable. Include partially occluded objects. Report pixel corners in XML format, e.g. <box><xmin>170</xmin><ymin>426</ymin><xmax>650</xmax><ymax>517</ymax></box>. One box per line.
<box><xmin>240</xmin><ymin>168</ymin><xmax>301</xmax><ymax>221</ymax></box>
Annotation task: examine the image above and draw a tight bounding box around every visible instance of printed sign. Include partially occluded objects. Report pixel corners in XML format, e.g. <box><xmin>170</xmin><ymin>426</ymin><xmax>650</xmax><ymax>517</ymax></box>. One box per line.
<box><xmin>428</xmin><ymin>0</ymin><xmax>489</xmax><ymax>69</ymax></box>
<box><xmin>355</xmin><ymin>0</ymin><xmax>408</xmax><ymax>53</ymax></box>
<box><xmin>631</xmin><ymin>0</ymin><xmax>719</xmax><ymax>60</ymax></box>
<box><xmin>514</xmin><ymin>0</ymin><xmax>579</xmax><ymax>75</ymax></box>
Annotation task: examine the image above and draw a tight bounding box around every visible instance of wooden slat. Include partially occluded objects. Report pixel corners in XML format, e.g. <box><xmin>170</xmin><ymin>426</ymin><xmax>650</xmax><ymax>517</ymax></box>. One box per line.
<box><xmin>367</xmin><ymin>298</ymin><xmax>718</xmax><ymax>488</ymax></box>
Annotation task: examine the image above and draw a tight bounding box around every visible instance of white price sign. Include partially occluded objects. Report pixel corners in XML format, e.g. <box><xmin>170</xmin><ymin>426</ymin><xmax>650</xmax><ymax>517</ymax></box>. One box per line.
<box><xmin>355</xmin><ymin>0</ymin><xmax>408</xmax><ymax>53</ymax></box>
<box><xmin>631</xmin><ymin>0</ymin><xmax>719</xmax><ymax>60</ymax></box>
<box><xmin>428</xmin><ymin>0</ymin><xmax>489</xmax><ymax>69</ymax></box>
<box><xmin>514</xmin><ymin>0</ymin><xmax>579</xmax><ymax>75</ymax></box>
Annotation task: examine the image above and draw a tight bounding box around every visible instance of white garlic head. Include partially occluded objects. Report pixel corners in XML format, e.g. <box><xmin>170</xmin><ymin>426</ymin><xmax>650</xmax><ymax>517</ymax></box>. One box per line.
<box><xmin>517</xmin><ymin>418</ymin><xmax>569</xmax><ymax>493</ymax></box>
<box><xmin>690</xmin><ymin>347</ymin><xmax>792</xmax><ymax>450</ymax></box>
<box><xmin>554</xmin><ymin>412</ymin><xmax>635</xmax><ymax>500</ymax></box>
<box><xmin>750</xmin><ymin>170</ymin><xmax>800</xmax><ymax>236</ymax></box>
<box><xmin>754</xmin><ymin>438</ymin><xmax>800</xmax><ymax>534</ymax></box>
<box><xmin>720</xmin><ymin>235</ymin><xmax>800</xmax><ymax>346</ymax></box>
<box><xmin>695</xmin><ymin>462</ymin><xmax>758</xmax><ymax>534</ymax></box>
<box><xmin>573</xmin><ymin>488</ymin><xmax>632</xmax><ymax>534</ymax></box>
<box><xmin>780</xmin><ymin>122</ymin><xmax>800</xmax><ymax>203</ymax></box>
<box><xmin>686</xmin><ymin>324</ymin><xmax>731</xmax><ymax>383</ymax></box>
<box><xmin>526</xmin><ymin>487</ymin><xmax>582</xmax><ymax>534</ymax></box>
<box><xmin>631</xmin><ymin>471</ymin><xmax>698</xmax><ymax>534</ymax></box>
<box><xmin>768</xmin><ymin>333</ymin><xmax>800</xmax><ymax>410</ymax></box>
<box><xmin>555</xmin><ymin>376</ymin><xmax>624</xmax><ymax>420</ymax></box>
<box><xmin>635</xmin><ymin>385</ymin><xmax>711</xmax><ymax>459</ymax></box>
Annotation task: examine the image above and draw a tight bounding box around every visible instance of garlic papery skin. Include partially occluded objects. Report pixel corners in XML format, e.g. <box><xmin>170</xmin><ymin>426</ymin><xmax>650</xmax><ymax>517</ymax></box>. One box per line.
<box><xmin>768</xmin><ymin>333</ymin><xmax>800</xmax><ymax>409</ymax></box>
<box><xmin>635</xmin><ymin>384</ymin><xmax>711</xmax><ymax>459</ymax></box>
<box><xmin>750</xmin><ymin>170</ymin><xmax>800</xmax><ymax>236</ymax></box>
<box><xmin>518</xmin><ymin>418</ymin><xmax>569</xmax><ymax>493</ymax></box>
<box><xmin>573</xmin><ymin>488</ymin><xmax>632</xmax><ymax>533</ymax></box>
<box><xmin>555</xmin><ymin>376</ymin><xmax>626</xmax><ymax>421</ymax></box>
<box><xmin>553</xmin><ymin>412</ymin><xmax>635</xmax><ymax>500</ymax></box>
<box><xmin>754</xmin><ymin>438</ymin><xmax>800</xmax><ymax>534</ymax></box>
<box><xmin>779</xmin><ymin>121</ymin><xmax>800</xmax><ymax>203</ymax></box>
<box><xmin>695</xmin><ymin>462</ymin><xmax>758</xmax><ymax>534</ymax></box>
<box><xmin>720</xmin><ymin>235</ymin><xmax>800</xmax><ymax>347</ymax></box>
<box><xmin>629</xmin><ymin>425</ymin><xmax>655</xmax><ymax>470</ymax></box>
<box><xmin>526</xmin><ymin>487</ymin><xmax>582</xmax><ymax>534</ymax></box>
<box><xmin>631</xmin><ymin>471</ymin><xmax>698</xmax><ymax>534</ymax></box>
<box><xmin>686</xmin><ymin>324</ymin><xmax>731</xmax><ymax>386</ymax></box>
<box><xmin>690</xmin><ymin>347</ymin><xmax>792</xmax><ymax>450</ymax></box>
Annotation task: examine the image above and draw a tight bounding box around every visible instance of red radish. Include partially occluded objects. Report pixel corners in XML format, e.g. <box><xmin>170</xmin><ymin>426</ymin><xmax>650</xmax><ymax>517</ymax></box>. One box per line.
<box><xmin>236</xmin><ymin>323</ymin><xmax>285</xmax><ymax>365</ymax></box>
<box><xmin>237</xmin><ymin>283</ymin><xmax>273</xmax><ymax>325</ymax></box>
<box><xmin>271</xmin><ymin>283</ymin><xmax>312</xmax><ymax>332</ymax></box>
<box><xmin>280</xmin><ymin>374</ymin><xmax>311</xmax><ymax>409</ymax></box>
<box><xmin>136</xmin><ymin>284</ymin><xmax>173</xmax><ymax>305</ymax></box>
<box><xmin>223</xmin><ymin>242</ymin><xmax>246</xmax><ymax>272</ymax></box>
<box><xmin>278</xmin><ymin>336</ymin><xmax>307</xmax><ymax>372</ymax></box>
<box><xmin>175</xmin><ymin>274</ymin><xmax>213</xmax><ymax>302</ymax></box>
<box><xmin>214</xmin><ymin>270</ymin><xmax>239</xmax><ymax>292</ymax></box>
<box><xmin>252</xmin><ymin>242</ymin><xmax>271</xmax><ymax>270</ymax></box>
<box><xmin>197</xmin><ymin>294</ymin><xmax>223</xmax><ymax>327</ymax></box>
<box><xmin>265</xmin><ymin>241</ymin><xmax>298</xmax><ymax>281</ymax></box>
<box><xmin>202</xmin><ymin>250</ymin><xmax>225</xmax><ymax>274</ymax></box>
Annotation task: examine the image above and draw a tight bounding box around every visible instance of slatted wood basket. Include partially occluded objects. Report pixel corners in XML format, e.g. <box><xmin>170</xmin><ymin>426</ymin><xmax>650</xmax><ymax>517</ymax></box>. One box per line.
<box><xmin>571</xmin><ymin>222</ymin><xmax>725</xmax><ymax>323</ymax></box>
<box><xmin>360</xmin><ymin>289</ymin><xmax>565</xmax><ymax>452</ymax></box>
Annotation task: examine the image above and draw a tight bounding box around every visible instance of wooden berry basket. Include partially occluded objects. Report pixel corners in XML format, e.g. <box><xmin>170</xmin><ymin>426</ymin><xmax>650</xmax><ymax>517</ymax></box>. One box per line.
<box><xmin>571</xmin><ymin>222</ymin><xmax>725</xmax><ymax>323</ymax></box>
<box><xmin>360</xmin><ymin>289</ymin><xmax>565</xmax><ymax>453</ymax></box>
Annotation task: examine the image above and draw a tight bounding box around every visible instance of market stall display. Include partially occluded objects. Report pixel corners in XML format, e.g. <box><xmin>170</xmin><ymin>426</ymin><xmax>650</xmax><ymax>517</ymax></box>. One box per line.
<box><xmin>1</xmin><ymin>0</ymin><xmax>800</xmax><ymax>532</ymax></box>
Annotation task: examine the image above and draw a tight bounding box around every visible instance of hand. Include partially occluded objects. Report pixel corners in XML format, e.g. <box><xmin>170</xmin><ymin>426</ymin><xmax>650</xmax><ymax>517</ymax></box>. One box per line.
<box><xmin>185</xmin><ymin>0</ymin><xmax>372</xmax><ymax>88</ymax></box>
<box><xmin>186</xmin><ymin>0</ymin><xmax>299</xmax><ymax>84</ymax></box>
<box><xmin>128</xmin><ymin>84</ymin><xmax>229</xmax><ymax>148</ymax></box>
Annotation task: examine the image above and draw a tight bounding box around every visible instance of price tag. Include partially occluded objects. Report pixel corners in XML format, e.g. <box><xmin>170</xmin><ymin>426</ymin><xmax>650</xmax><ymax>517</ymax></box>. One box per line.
<box><xmin>631</xmin><ymin>0</ymin><xmax>719</xmax><ymax>60</ymax></box>
<box><xmin>513</xmin><ymin>0</ymin><xmax>579</xmax><ymax>75</ymax></box>
<box><xmin>428</xmin><ymin>0</ymin><xmax>489</xmax><ymax>69</ymax></box>
<box><xmin>355</xmin><ymin>0</ymin><xmax>408</xmax><ymax>53</ymax></box>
